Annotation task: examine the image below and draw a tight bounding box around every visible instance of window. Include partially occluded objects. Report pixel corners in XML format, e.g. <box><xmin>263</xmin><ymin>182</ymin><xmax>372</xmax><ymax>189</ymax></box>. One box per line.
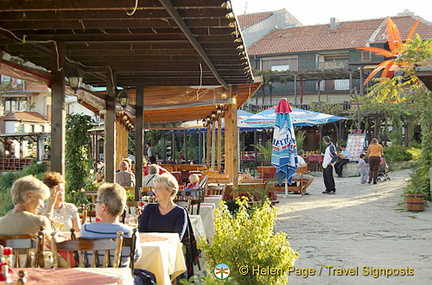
<box><xmin>261</xmin><ymin>57</ymin><xmax>298</xmax><ymax>71</ymax></box>
<box><xmin>361</xmin><ymin>51</ymin><xmax>371</xmax><ymax>62</ymax></box>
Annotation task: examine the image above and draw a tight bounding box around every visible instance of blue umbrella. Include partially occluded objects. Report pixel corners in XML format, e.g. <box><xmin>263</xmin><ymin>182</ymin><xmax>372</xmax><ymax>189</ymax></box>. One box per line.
<box><xmin>271</xmin><ymin>99</ymin><xmax>298</xmax><ymax>197</ymax></box>
<box><xmin>242</xmin><ymin>106</ymin><xmax>347</xmax><ymax>127</ymax></box>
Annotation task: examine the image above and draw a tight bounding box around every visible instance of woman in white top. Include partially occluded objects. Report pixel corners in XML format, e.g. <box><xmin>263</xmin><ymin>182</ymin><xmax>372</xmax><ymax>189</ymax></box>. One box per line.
<box><xmin>41</xmin><ymin>172</ymin><xmax>81</xmax><ymax>232</ymax></box>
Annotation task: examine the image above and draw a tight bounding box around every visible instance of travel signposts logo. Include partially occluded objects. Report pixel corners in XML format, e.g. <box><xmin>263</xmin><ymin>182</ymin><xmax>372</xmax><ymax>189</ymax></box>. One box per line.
<box><xmin>214</xmin><ymin>263</ymin><xmax>230</xmax><ymax>280</ymax></box>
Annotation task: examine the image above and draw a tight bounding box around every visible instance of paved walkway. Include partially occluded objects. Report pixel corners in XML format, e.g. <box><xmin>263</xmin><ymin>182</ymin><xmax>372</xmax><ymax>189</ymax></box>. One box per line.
<box><xmin>274</xmin><ymin>169</ymin><xmax>432</xmax><ymax>285</ymax></box>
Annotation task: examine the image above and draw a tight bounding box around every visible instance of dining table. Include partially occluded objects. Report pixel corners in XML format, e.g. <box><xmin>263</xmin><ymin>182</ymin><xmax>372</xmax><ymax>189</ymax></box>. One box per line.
<box><xmin>189</xmin><ymin>214</ymin><xmax>206</xmax><ymax>242</ymax></box>
<box><xmin>134</xmin><ymin>232</ymin><xmax>186</xmax><ymax>285</ymax></box>
<box><xmin>191</xmin><ymin>203</ymin><xmax>216</xmax><ymax>238</ymax></box>
<box><xmin>0</xmin><ymin>267</ymin><xmax>133</xmax><ymax>285</ymax></box>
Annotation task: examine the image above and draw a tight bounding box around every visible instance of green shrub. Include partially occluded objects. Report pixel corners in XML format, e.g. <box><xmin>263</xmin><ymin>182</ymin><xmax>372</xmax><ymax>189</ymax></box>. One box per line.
<box><xmin>199</xmin><ymin>198</ymin><xmax>298</xmax><ymax>285</ymax></box>
<box><xmin>0</xmin><ymin>161</ymin><xmax>46</xmax><ymax>216</ymax></box>
<box><xmin>383</xmin><ymin>145</ymin><xmax>412</xmax><ymax>166</ymax></box>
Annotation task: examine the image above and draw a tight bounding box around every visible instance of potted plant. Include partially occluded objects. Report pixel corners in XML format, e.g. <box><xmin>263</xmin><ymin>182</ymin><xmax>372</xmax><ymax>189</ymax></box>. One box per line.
<box><xmin>404</xmin><ymin>188</ymin><xmax>426</xmax><ymax>212</ymax></box>
<box><xmin>404</xmin><ymin>171</ymin><xmax>430</xmax><ymax>212</ymax></box>
<box><xmin>197</xmin><ymin>198</ymin><xmax>298</xmax><ymax>285</ymax></box>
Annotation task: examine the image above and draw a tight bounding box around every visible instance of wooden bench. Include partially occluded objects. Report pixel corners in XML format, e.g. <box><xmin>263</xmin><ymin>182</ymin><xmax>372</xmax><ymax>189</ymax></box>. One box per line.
<box><xmin>267</xmin><ymin>166</ymin><xmax>308</xmax><ymax>194</ymax></box>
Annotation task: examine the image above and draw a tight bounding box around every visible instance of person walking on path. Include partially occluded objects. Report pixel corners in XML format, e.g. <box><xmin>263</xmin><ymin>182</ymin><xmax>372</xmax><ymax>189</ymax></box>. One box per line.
<box><xmin>357</xmin><ymin>153</ymin><xmax>368</xmax><ymax>184</ymax></box>
<box><xmin>366</xmin><ymin>138</ymin><xmax>383</xmax><ymax>184</ymax></box>
<box><xmin>322</xmin><ymin>136</ymin><xmax>338</xmax><ymax>194</ymax></box>
<box><xmin>334</xmin><ymin>143</ymin><xmax>350</xmax><ymax>177</ymax></box>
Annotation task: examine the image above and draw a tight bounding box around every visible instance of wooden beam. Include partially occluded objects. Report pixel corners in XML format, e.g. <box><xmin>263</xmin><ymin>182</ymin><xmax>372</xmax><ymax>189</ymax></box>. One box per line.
<box><xmin>217</xmin><ymin>117</ymin><xmax>222</xmax><ymax>173</ymax></box>
<box><xmin>104</xmin><ymin>70</ymin><xmax>116</xmax><ymax>182</ymax></box>
<box><xmin>211</xmin><ymin>120</ymin><xmax>216</xmax><ymax>171</ymax></box>
<box><xmin>159</xmin><ymin>0</ymin><xmax>228</xmax><ymax>89</ymax></box>
<box><xmin>135</xmin><ymin>87</ymin><xmax>144</xmax><ymax>199</ymax></box>
<box><xmin>206</xmin><ymin>125</ymin><xmax>211</xmax><ymax>167</ymax></box>
<box><xmin>224</xmin><ymin>85</ymin><xmax>238</xmax><ymax>195</ymax></box>
<box><xmin>50</xmin><ymin>42</ymin><xmax>65</xmax><ymax>174</ymax></box>
<box><xmin>115</xmin><ymin>120</ymin><xmax>128</xmax><ymax>174</ymax></box>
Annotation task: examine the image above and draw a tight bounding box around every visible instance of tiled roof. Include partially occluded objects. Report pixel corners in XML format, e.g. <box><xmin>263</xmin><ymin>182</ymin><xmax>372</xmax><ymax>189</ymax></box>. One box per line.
<box><xmin>373</xmin><ymin>16</ymin><xmax>432</xmax><ymax>43</ymax></box>
<box><xmin>3</xmin><ymin>111</ymin><xmax>48</xmax><ymax>123</ymax></box>
<box><xmin>248</xmin><ymin>16</ymin><xmax>432</xmax><ymax>56</ymax></box>
<box><xmin>237</xmin><ymin>11</ymin><xmax>273</xmax><ymax>29</ymax></box>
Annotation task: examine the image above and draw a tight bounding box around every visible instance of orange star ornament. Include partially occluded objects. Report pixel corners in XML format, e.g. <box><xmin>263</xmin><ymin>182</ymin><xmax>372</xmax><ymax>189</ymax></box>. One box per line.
<box><xmin>357</xmin><ymin>17</ymin><xmax>419</xmax><ymax>84</ymax></box>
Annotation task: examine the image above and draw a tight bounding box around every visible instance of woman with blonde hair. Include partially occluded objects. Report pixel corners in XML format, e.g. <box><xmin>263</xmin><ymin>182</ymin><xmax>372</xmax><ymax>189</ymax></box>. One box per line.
<box><xmin>0</xmin><ymin>175</ymin><xmax>52</xmax><ymax>236</ymax></box>
<box><xmin>367</xmin><ymin>138</ymin><xmax>383</xmax><ymax>184</ymax></box>
<box><xmin>138</xmin><ymin>173</ymin><xmax>198</xmax><ymax>278</ymax></box>
<box><xmin>138</xmin><ymin>173</ymin><xmax>187</xmax><ymax>237</ymax></box>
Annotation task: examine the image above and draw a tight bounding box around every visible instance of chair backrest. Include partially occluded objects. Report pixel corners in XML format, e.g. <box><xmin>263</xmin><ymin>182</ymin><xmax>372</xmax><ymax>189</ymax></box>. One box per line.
<box><xmin>206</xmin><ymin>184</ymin><xmax>226</xmax><ymax>197</ymax></box>
<box><xmin>296</xmin><ymin>166</ymin><xmax>308</xmax><ymax>174</ymax></box>
<box><xmin>81</xmin><ymin>203</ymin><xmax>97</xmax><ymax>223</ymax></box>
<box><xmin>0</xmin><ymin>227</ymin><xmax>45</xmax><ymax>268</ymax></box>
<box><xmin>121</xmin><ymin>228</ymin><xmax>137</xmax><ymax>271</ymax></box>
<box><xmin>51</xmin><ymin>232</ymin><xmax>123</xmax><ymax>268</ymax></box>
<box><xmin>198</xmin><ymin>175</ymin><xmax>209</xmax><ymax>190</ymax></box>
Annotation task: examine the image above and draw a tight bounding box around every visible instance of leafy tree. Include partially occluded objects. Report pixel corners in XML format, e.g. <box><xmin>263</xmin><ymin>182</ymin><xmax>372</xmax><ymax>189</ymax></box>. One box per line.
<box><xmin>359</xmin><ymin>28</ymin><xmax>432</xmax><ymax>199</ymax></box>
<box><xmin>65</xmin><ymin>114</ymin><xmax>93</xmax><ymax>195</ymax></box>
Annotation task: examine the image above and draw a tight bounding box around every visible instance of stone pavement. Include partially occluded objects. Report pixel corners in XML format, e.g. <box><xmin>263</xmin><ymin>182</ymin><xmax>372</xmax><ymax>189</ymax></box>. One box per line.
<box><xmin>274</xmin><ymin>169</ymin><xmax>432</xmax><ymax>285</ymax></box>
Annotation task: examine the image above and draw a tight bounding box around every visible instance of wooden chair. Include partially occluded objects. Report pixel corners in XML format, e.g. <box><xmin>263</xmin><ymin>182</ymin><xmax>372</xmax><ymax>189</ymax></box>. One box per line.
<box><xmin>289</xmin><ymin>166</ymin><xmax>308</xmax><ymax>194</ymax></box>
<box><xmin>0</xmin><ymin>227</ymin><xmax>45</xmax><ymax>268</ymax></box>
<box><xmin>206</xmin><ymin>184</ymin><xmax>226</xmax><ymax>197</ymax></box>
<box><xmin>51</xmin><ymin>232</ymin><xmax>123</xmax><ymax>268</ymax></box>
<box><xmin>121</xmin><ymin>228</ymin><xmax>137</xmax><ymax>272</ymax></box>
<box><xmin>187</xmin><ymin>189</ymin><xmax>206</xmax><ymax>215</ymax></box>
<box><xmin>81</xmin><ymin>203</ymin><xmax>97</xmax><ymax>224</ymax></box>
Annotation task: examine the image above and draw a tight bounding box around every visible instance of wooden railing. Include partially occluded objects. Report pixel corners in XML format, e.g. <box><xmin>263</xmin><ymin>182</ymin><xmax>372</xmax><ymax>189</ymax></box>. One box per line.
<box><xmin>0</xmin><ymin>158</ymin><xmax>33</xmax><ymax>172</ymax></box>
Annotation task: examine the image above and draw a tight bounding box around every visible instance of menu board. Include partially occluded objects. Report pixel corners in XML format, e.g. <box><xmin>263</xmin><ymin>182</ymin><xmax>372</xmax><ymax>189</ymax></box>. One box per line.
<box><xmin>346</xmin><ymin>133</ymin><xmax>366</xmax><ymax>161</ymax></box>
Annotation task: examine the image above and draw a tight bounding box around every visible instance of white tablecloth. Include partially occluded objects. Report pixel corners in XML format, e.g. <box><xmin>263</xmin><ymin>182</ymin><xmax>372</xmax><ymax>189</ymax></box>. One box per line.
<box><xmin>189</xmin><ymin>215</ymin><xmax>206</xmax><ymax>242</ymax></box>
<box><xmin>134</xmin><ymin>232</ymin><xmax>186</xmax><ymax>285</ymax></box>
<box><xmin>204</xmin><ymin>195</ymin><xmax>223</xmax><ymax>209</ymax></box>
<box><xmin>191</xmin><ymin>203</ymin><xmax>215</xmax><ymax>238</ymax></box>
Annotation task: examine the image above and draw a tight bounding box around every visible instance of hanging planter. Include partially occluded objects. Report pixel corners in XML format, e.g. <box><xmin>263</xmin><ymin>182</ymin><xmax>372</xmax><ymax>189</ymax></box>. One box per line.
<box><xmin>406</xmin><ymin>193</ymin><xmax>425</xmax><ymax>212</ymax></box>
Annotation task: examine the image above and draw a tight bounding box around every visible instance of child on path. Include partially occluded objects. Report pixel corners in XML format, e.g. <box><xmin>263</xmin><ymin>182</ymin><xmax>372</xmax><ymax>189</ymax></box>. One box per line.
<box><xmin>358</xmin><ymin>153</ymin><xmax>368</xmax><ymax>184</ymax></box>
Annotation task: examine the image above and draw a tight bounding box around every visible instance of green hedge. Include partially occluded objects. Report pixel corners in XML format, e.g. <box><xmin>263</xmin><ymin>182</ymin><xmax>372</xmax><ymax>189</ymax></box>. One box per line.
<box><xmin>0</xmin><ymin>161</ymin><xmax>46</xmax><ymax>216</ymax></box>
<box><xmin>383</xmin><ymin>145</ymin><xmax>412</xmax><ymax>167</ymax></box>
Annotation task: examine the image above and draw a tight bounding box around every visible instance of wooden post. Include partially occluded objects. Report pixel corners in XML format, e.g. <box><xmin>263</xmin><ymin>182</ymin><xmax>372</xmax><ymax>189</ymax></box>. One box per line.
<box><xmin>104</xmin><ymin>71</ymin><xmax>116</xmax><ymax>182</ymax></box>
<box><xmin>115</xmin><ymin>121</ymin><xmax>128</xmax><ymax>171</ymax></box>
<box><xmin>50</xmin><ymin>42</ymin><xmax>65</xmax><ymax>174</ymax></box>
<box><xmin>206</xmin><ymin>124</ymin><xmax>211</xmax><ymax>167</ymax></box>
<box><xmin>217</xmin><ymin>117</ymin><xmax>222</xmax><ymax>173</ymax></box>
<box><xmin>224</xmin><ymin>85</ymin><xmax>239</xmax><ymax>196</ymax></box>
<box><xmin>135</xmin><ymin>87</ymin><xmax>144</xmax><ymax>199</ymax></box>
<box><xmin>211</xmin><ymin>121</ymin><xmax>216</xmax><ymax>171</ymax></box>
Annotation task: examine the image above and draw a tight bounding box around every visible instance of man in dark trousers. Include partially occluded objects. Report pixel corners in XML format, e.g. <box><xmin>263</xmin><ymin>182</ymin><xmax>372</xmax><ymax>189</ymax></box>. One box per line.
<box><xmin>322</xmin><ymin>136</ymin><xmax>338</xmax><ymax>194</ymax></box>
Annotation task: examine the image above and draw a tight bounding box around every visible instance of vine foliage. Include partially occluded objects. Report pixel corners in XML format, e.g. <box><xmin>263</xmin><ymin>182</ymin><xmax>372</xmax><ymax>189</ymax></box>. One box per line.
<box><xmin>65</xmin><ymin>114</ymin><xmax>93</xmax><ymax>203</ymax></box>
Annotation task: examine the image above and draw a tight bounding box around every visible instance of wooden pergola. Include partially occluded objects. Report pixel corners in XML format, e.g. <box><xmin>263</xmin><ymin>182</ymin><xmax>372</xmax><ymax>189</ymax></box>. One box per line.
<box><xmin>0</xmin><ymin>1</ymin><xmax>256</xmax><ymax>196</ymax></box>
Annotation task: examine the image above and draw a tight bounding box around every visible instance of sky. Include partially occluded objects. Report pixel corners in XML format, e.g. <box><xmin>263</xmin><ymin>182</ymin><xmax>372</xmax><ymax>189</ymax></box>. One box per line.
<box><xmin>231</xmin><ymin>0</ymin><xmax>432</xmax><ymax>26</ymax></box>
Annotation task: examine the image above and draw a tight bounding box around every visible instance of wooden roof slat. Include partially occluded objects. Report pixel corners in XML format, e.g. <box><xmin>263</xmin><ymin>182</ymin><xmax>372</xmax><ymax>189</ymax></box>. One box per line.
<box><xmin>0</xmin><ymin>0</ymin><xmax>253</xmax><ymax>88</ymax></box>
<box><xmin>0</xmin><ymin>0</ymin><xmax>225</xmax><ymax>10</ymax></box>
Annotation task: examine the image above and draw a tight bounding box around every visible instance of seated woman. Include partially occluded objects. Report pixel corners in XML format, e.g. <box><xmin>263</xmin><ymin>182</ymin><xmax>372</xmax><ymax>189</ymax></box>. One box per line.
<box><xmin>186</xmin><ymin>174</ymin><xmax>200</xmax><ymax>190</ymax></box>
<box><xmin>0</xmin><ymin>175</ymin><xmax>52</xmax><ymax>237</ymax></box>
<box><xmin>40</xmin><ymin>172</ymin><xmax>81</xmax><ymax>232</ymax></box>
<box><xmin>80</xmin><ymin>183</ymin><xmax>141</xmax><ymax>268</ymax></box>
<box><xmin>138</xmin><ymin>173</ymin><xmax>199</xmax><ymax>277</ymax></box>
<box><xmin>138</xmin><ymin>174</ymin><xmax>187</xmax><ymax>238</ymax></box>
